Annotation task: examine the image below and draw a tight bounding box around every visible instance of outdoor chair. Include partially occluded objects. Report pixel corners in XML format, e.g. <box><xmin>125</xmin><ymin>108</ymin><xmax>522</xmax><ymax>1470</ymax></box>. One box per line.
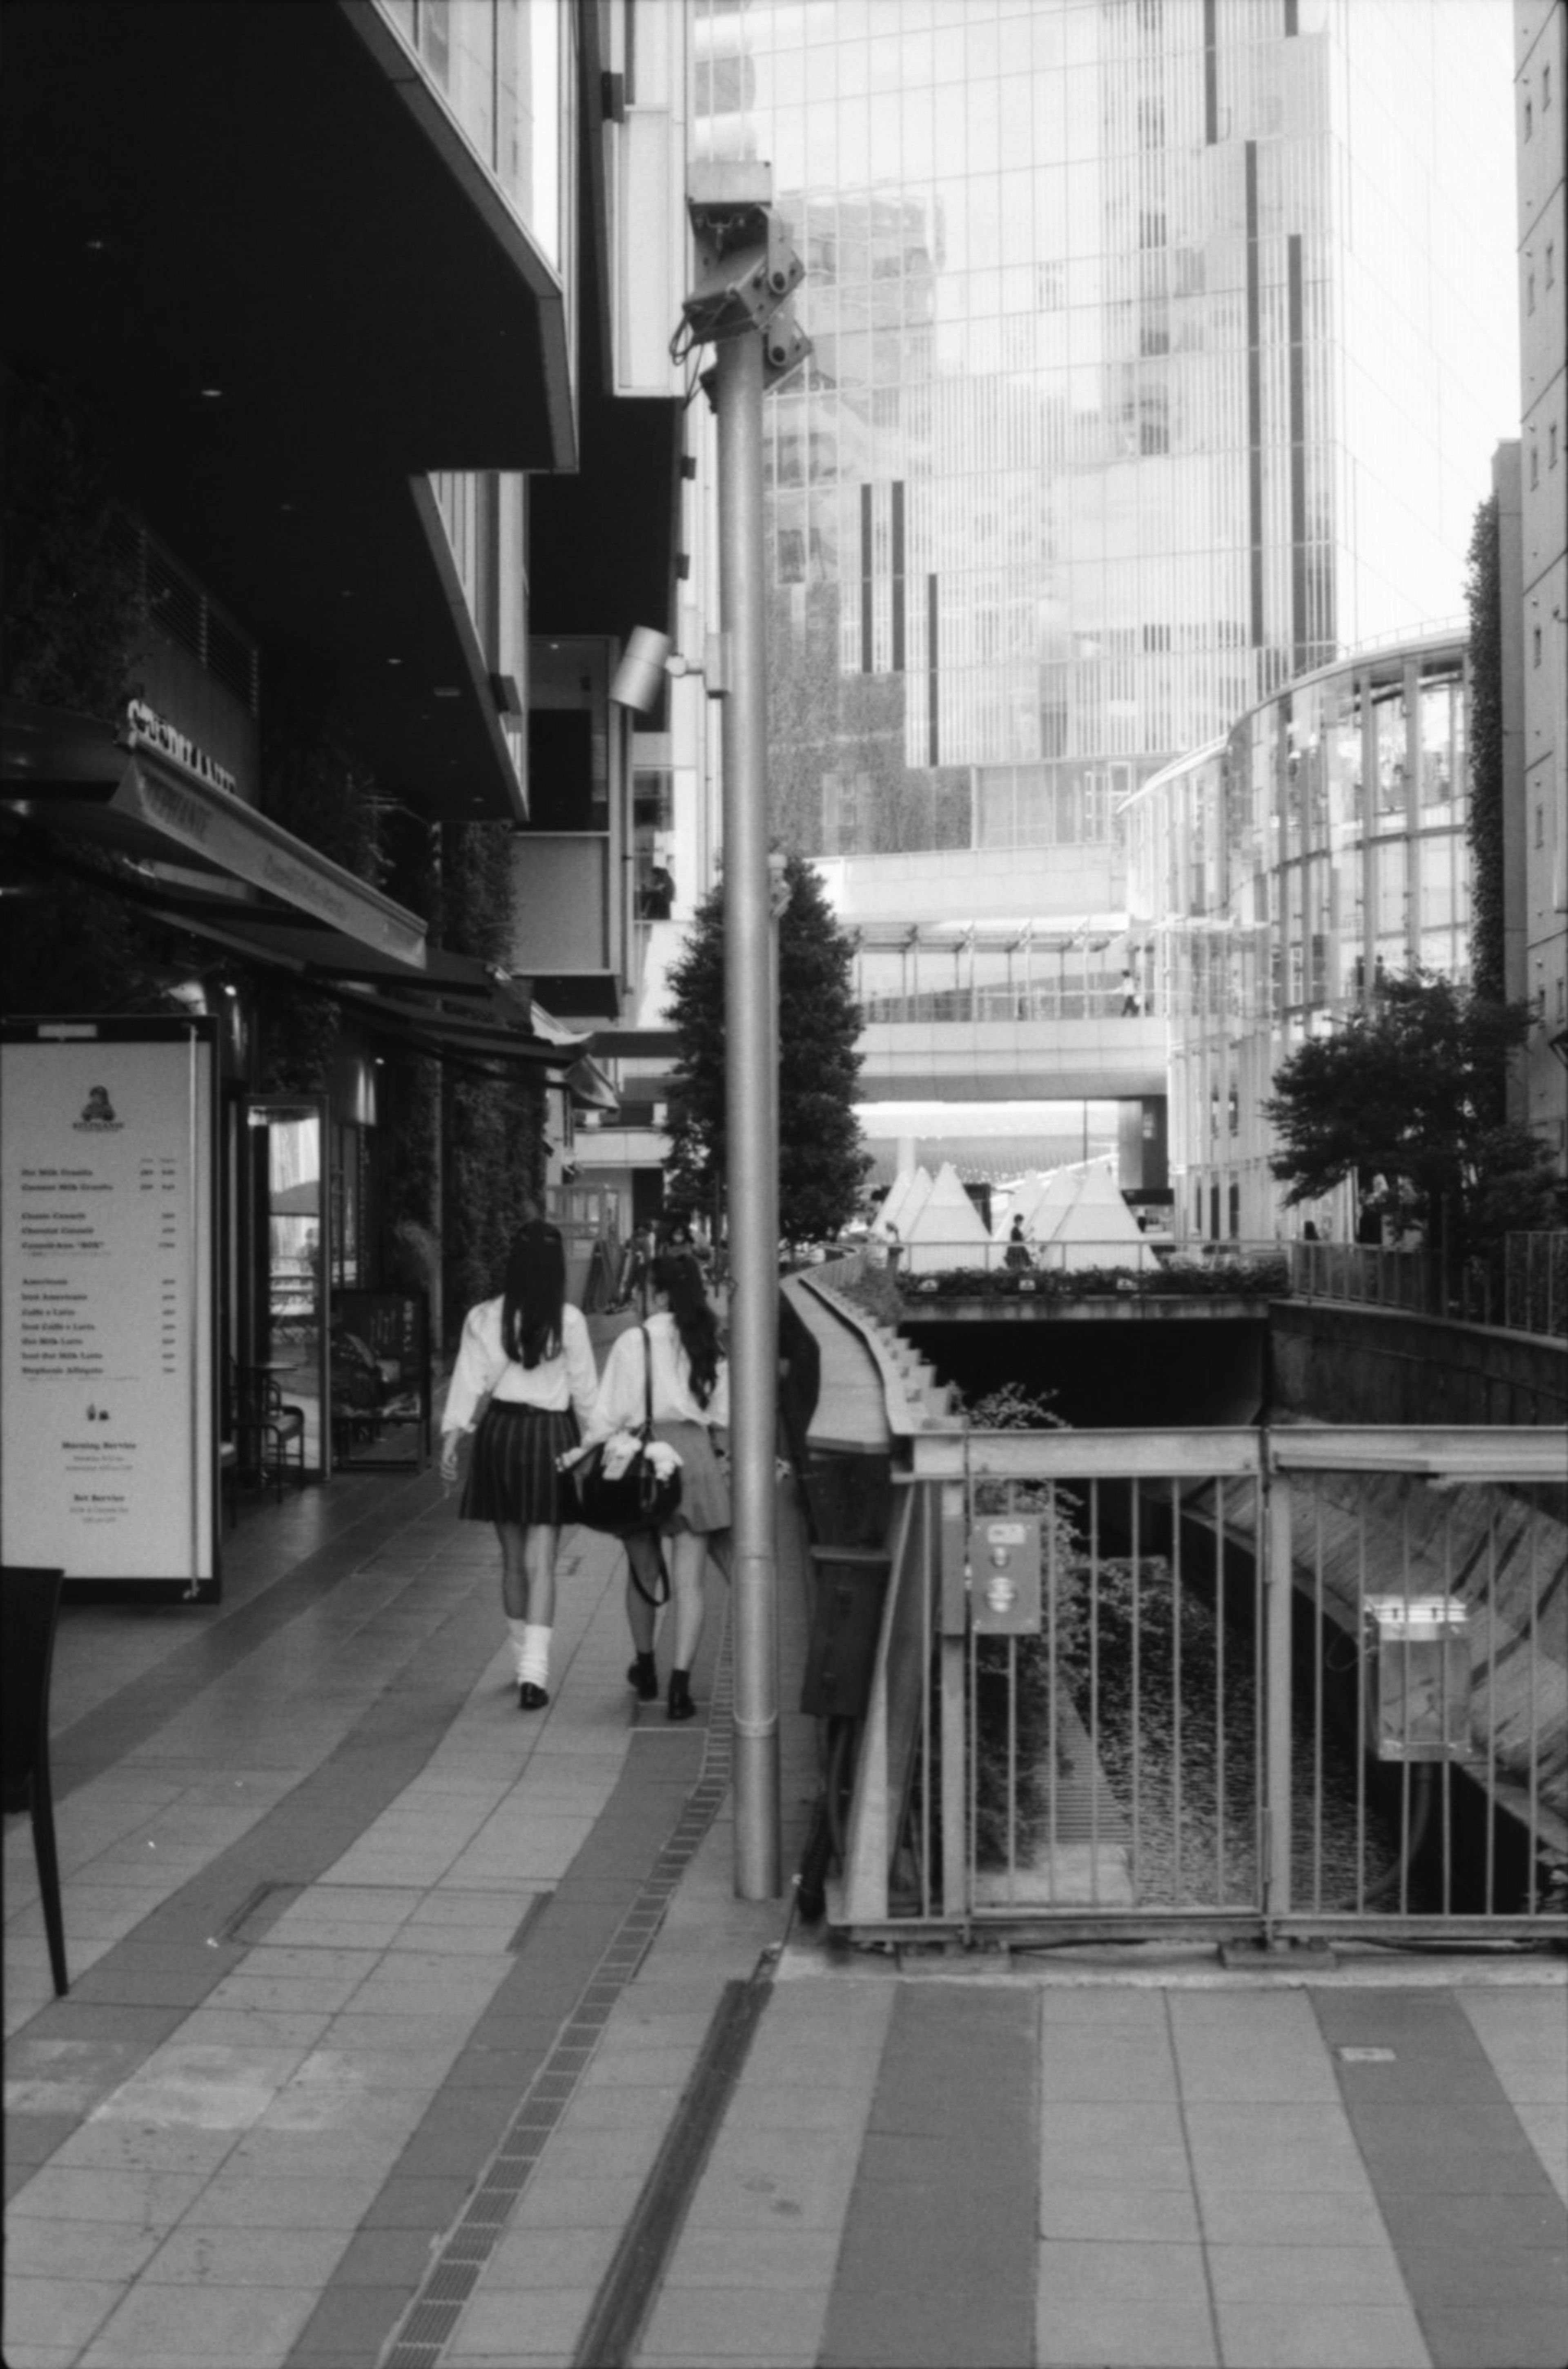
<box><xmin>236</xmin><ymin>1364</ymin><xmax>306</xmax><ymax>1498</ymax></box>
<box><xmin>2</xmin><ymin>1566</ymin><xmax>69</xmax><ymax>1996</ymax></box>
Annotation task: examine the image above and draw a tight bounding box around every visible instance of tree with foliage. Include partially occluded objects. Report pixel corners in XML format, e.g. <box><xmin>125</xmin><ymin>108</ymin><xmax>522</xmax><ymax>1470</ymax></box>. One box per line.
<box><xmin>664</xmin><ymin>849</ymin><xmax>871</xmax><ymax>1246</ymax></box>
<box><xmin>1464</xmin><ymin>492</ymin><xmax>1506</xmax><ymax>1005</ymax></box>
<box><xmin>1263</xmin><ymin>970</ymin><xmax>1559</xmax><ymax>1279</ymax></box>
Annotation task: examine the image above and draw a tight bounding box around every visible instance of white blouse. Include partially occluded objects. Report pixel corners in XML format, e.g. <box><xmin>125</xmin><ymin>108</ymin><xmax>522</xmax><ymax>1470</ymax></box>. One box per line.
<box><xmin>441</xmin><ymin>1298</ymin><xmax>598</xmax><ymax>1436</ymax></box>
<box><xmin>591</xmin><ymin>1311</ymin><xmax>729</xmax><ymax>1436</ymax></box>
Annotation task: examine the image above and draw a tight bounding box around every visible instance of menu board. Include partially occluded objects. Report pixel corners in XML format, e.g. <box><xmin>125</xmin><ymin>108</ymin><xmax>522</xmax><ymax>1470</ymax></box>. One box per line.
<box><xmin>1</xmin><ymin>1019</ymin><xmax>218</xmax><ymax>1591</ymax></box>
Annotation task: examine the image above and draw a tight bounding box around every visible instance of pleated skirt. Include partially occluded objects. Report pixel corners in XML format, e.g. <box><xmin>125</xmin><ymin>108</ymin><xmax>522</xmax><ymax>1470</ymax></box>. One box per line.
<box><xmin>460</xmin><ymin>1402</ymin><xmax>580</xmax><ymax>1528</ymax></box>
<box><xmin>650</xmin><ymin>1419</ymin><xmax>731</xmax><ymax>1536</ymax></box>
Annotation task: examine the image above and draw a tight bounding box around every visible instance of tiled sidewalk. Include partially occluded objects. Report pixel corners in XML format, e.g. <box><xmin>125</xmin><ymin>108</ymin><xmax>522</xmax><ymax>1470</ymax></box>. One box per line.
<box><xmin>5</xmin><ymin>1461</ymin><xmax>1566</xmax><ymax>2369</ymax></box>
<box><xmin>3</xmin><ymin>1469</ymin><xmax>811</xmax><ymax>2369</ymax></box>
<box><xmin>633</xmin><ymin>1961</ymin><xmax>1567</xmax><ymax>2369</ymax></box>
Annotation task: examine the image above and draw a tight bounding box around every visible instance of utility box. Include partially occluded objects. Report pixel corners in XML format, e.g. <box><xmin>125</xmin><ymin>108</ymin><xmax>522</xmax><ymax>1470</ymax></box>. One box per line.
<box><xmin>1363</xmin><ymin>1596</ymin><xmax>1471</xmax><ymax>1762</ymax></box>
<box><xmin>969</xmin><ymin>1517</ymin><xmax>1042</xmax><ymax>1635</ymax></box>
<box><xmin>800</xmin><ymin>1548</ymin><xmax>892</xmax><ymax>1719</ymax></box>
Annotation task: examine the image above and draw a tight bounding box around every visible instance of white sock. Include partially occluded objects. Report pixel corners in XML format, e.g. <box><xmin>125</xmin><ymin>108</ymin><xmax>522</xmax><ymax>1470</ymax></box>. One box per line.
<box><xmin>506</xmin><ymin>1617</ymin><xmax>530</xmax><ymax>1678</ymax></box>
<box><xmin>519</xmin><ymin>1623</ymin><xmax>552</xmax><ymax>1689</ymax></box>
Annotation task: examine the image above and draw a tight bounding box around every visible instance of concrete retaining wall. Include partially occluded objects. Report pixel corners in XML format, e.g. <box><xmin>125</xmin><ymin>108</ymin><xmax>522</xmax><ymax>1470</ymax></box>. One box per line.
<box><xmin>1271</xmin><ymin>1302</ymin><xmax>1568</xmax><ymax>1429</ymax></box>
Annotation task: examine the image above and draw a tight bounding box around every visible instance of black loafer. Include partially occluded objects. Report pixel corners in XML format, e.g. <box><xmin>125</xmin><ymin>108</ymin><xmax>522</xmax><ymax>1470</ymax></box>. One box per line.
<box><xmin>627</xmin><ymin>1659</ymin><xmax>659</xmax><ymax>1701</ymax></box>
<box><xmin>518</xmin><ymin>1681</ymin><xmax>549</xmax><ymax>1711</ymax></box>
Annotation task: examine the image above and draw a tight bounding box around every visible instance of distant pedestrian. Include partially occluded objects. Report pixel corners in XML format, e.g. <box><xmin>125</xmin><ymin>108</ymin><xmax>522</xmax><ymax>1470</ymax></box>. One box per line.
<box><xmin>589</xmin><ymin>1252</ymin><xmax>730</xmax><ymax>1723</ymax></box>
<box><xmin>617</xmin><ymin>1219</ymin><xmax>656</xmax><ymax>1314</ymax></box>
<box><xmin>1120</xmin><ymin>968</ymin><xmax>1142</xmax><ymax>1016</ymax></box>
<box><xmin>1004</xmin><ymin>1216</ymin><xmax>1033</xmax><ymax>1270</ymax></box>
<box><xmin>438</xmin><ymin>1221</ymin><xmax>598</xmax><ymax>1712</ymax></box>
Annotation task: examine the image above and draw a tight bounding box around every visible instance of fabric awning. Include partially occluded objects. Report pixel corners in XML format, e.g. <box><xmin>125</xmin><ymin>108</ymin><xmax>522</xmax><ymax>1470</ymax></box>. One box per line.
<box><xmin>324</xmin><ymin>980</ymin><xmax>606</xmax><ymax>1087</ymax></box>
<box><xmin>132</xmin><ymin>887</ymin><xmax>532</xmax><ymax>1010</ymax></box>
<box><xmin>2</xmin><ymin>699</ymin><xmax>428</xmax><ymax>969</ymax></box>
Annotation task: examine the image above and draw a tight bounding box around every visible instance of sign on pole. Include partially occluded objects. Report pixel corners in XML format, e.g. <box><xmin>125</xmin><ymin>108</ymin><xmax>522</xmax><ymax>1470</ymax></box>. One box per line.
<box><xmin>1</xmin><ymin>1017</ymin><xmax>219</xmax><ymax>1598</ymax></box>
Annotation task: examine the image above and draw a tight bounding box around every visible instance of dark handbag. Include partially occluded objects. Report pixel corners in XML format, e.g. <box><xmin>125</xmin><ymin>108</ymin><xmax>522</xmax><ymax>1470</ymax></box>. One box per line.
<box><xmin>570</xmin><ymin>1326</ymin><xmax>683</xmax><ymax>1541</ymax></box>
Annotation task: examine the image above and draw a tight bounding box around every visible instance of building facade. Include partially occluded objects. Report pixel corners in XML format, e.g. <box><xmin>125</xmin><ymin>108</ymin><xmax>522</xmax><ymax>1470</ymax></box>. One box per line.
<box><xmin>1123</xmin><ymin>627</ymin><xmax>1473</xmax><ymax>1244</ymax></box>
<box><xmin>1515</xmin><ymin>0</ymin><xmax>1568</xmax><ymax>1163</ymax></box>
<box><xmin>1</xmin><ymin>0</ymin><xmax>693</xmax><ymax>1506</ymax></box>
<box><xmin>694</xmin><ymin>0</ymin><xmax>1517</xmax><ymax>872</ymax></box>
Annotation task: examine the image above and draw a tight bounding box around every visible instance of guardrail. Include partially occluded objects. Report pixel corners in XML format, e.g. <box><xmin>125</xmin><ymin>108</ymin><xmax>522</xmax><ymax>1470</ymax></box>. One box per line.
<box><xmin>870</xmin><ymin>1239</ymin><xmax>1284</xmax><ymax>1289</ymax></box>
<box><xmin>861</xmin><ymin>987</ymin><xmax>1156</xmax><ymax>1025</ymax></box>
<box><xmin>830</xmin><ymin>1422</ymin><xmax>1567</xmax><ymax>1951</ymax></box>
<box><xmin>1289</xmin><ymin>1234</ymin><xmax>1568</xmax><ymax>1339</ymax></box>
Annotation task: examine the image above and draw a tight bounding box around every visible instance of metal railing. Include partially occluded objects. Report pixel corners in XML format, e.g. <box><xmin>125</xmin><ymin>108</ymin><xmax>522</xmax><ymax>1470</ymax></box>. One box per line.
<box><xmin>880</xmin><ymin>1239</ymin><xmax>1282</xmax><ymax>1286</ymax></box>
<box><xmin>832</xmin><ymin>1424</ymin><xmax>1567</xmax><ymax>1950</ymax></box>
<box><xmin>861</xmin><ymin>985</ymin><xmax>1153</xmax><ymax>1026</ymax></box>
<box><xmin>1290</xmin><ymin>1234</ymin><xmax>1568</xmax><ymax>1339</ymax></box>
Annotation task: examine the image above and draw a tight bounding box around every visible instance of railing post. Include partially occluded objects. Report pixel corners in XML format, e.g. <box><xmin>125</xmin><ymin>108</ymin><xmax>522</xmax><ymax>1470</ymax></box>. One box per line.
<box><xmin>1263</xmin><ymin>1455</ymin><xmax>1294</xmax><ymax>1926</ymax></box>
<box><xmin>840</xmin><ymin>1658</ymin><xmax>889</xmax><ymax>1925</ymax></box>
<box><xmin>939</xmin><ymin>1479</ymin><xmax>969</xmax><ymax>1917</ymax></box>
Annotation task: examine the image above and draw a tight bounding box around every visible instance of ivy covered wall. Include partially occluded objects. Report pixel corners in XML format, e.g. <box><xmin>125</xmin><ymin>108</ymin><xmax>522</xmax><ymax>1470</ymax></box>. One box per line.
<box><xmin>432</xmin><ymin>821</ymin><xmax>548</xmax><ymax>1336</ymax></box>
<box><xmin>1464</xmin><ymin>491</ymin><xmax>1505</xmax><ymax>1015</ymax></box>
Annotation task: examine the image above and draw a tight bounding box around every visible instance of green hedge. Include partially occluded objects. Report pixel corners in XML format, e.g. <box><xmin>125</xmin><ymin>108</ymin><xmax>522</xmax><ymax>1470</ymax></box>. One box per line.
<box><xmin>887</xmin><ymin>1256</ymin><xmax>1290</xmax><ymax>1306</ymax></box>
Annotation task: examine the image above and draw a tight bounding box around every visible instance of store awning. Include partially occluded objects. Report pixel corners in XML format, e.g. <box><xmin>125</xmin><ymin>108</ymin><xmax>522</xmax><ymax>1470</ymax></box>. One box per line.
<box><xmin>324</xmin><ymin>981</ymin><xmax>614</xmax><ymax>1103</ymax></box>
<box><xmin>562</xmin><ymin>1055</ymin><xmax>620</xmax><ymax>1114</ymax></box>
<box><xmin>2</xmin><ymin>698</ymin><xmax>613</xmax><ymax>1101</ymax></box>
<box><xmin>2</xmin><ymin>699</ymin><xmax>429</xmax><ymax>970</ymax></box>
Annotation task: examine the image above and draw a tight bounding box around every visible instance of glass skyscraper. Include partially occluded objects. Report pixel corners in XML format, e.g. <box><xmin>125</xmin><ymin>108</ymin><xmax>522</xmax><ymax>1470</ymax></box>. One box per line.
<box><xmin>693</xmin><ymin>0</ymin><xmax>1516</xmax><ymax>865</ymax></box>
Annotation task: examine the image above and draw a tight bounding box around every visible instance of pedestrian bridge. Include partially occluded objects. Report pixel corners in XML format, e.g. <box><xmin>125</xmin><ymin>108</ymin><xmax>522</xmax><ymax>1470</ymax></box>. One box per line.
<box><xmin>856</xmin><ymin>1009</ymin><xmax>1166</xmax><ymax>1103</ymax></box>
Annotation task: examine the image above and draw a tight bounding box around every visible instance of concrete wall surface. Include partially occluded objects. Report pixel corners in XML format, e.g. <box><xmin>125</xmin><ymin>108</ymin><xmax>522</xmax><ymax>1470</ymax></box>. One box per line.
<box><xmin>1271</xmin><ymin>1301</ymin><xmax>1568</xmax><ymax>1428</ymax></box>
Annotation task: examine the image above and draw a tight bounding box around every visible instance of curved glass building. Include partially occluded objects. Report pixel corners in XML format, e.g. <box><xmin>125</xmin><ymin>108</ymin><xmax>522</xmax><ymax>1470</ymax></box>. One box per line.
<box><xmin>1122</xmin><ymin>627</ymin><xmax>1471</xmax><ymax>1244</ymax></box>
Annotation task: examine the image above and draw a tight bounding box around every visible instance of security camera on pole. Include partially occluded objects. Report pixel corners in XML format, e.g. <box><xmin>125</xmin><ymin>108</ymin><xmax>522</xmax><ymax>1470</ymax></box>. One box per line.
<box><xmin>670</xmin><ymin>164</ymin><xmax>810</xmax><ymax>1901</ymax></box>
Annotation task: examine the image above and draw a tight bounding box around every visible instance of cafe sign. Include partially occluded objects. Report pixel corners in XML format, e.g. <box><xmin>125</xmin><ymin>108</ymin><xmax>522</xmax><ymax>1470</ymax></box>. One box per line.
<box><xmin>125</xmin><ymin>699</ymin><xmax>239</xmax><ymax>798</ymax></box>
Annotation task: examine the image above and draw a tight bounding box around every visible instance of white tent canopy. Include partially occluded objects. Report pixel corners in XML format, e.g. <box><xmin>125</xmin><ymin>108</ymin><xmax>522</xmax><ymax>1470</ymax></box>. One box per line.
<box><xmin>873</xmin><ymin>1166</ymin><xmax>919</xmax><ymax>1239</ymax></box>
<box><xmin>900</xmin><ymin>1160</ymin><xmax>992</xmax><ymax>1273</ymax></box>
<box><xmin>1030</xmin><ymin>1161</ymin><xmax>1153</xmax><ymax>1271</ymax></box>
<box><xmin>999</xmin><ymin>1170</ymin><xmax>1050</xmax><ymax>1237</ymax></box>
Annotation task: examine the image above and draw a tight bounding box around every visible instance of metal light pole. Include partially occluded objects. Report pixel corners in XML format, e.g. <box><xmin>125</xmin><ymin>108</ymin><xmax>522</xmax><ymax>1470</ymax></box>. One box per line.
<box><xmin>716</xmin><ymin>323</ymin><xmax>780</xmax><ymax>1898</ymax></box>
<box><xmin>676</xmin><ymin>165</ymin><xmax>809</xmax><ymax>1901</ymax></box>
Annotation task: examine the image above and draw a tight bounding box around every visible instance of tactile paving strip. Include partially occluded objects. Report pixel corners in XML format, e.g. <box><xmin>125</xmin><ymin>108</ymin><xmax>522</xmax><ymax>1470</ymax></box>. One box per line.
<box><xmin>379</xmin><ymin>1623</ymin><xmax>736</xmax><ymax>2369</ymax></box>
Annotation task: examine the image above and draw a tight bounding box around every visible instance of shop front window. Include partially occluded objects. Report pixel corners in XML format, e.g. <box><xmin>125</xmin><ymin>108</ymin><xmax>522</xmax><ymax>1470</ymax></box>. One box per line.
<box><xmin>248</xmin><ymin>1098</ymin><xmax>330</xmax><ymax>1474</ymax></box>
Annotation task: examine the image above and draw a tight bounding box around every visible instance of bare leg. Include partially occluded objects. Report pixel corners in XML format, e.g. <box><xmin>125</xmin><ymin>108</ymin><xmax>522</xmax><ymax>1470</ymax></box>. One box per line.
<box><xmin>523</xmin><ymin>1524</ymin><xmax>560</xmax><ymax>1626</ymax></box>
<box><xmin>669</xmin><ymin>1531</ymin><xmax>710</xmax><ymax>1673</ymax></box>
<box><xmin>495</xmin><ymin>1522</ymin><xmax>528</xmax><ymax>1618</ymax></box>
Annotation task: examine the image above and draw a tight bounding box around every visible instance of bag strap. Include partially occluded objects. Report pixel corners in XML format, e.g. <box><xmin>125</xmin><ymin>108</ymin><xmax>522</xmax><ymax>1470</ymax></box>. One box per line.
<box><xmin>638</xmin><ymin>1323</ymin><xmax>655</xmax><ymax>1436</ymax></box>
<box><xmin>628</xmin><ymin>1538</ymin><xmax>671</xmax><ymax>1609</ymax></box>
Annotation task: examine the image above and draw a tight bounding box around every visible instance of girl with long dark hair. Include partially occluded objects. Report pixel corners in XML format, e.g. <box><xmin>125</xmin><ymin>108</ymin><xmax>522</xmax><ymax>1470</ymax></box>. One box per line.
<box><xmin>439</xmin><ymin>1221</ymin><xmax>598</xmax><ymax>1710</ymax></box>
<box><xmin>589</xmin><ymin>1252</ymin><xmax>730</xmax><ymax>1720</ymax></box>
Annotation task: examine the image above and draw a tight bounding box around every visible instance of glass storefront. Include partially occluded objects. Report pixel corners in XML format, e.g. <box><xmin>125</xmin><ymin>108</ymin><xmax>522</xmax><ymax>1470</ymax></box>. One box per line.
<box><xmin>694</xmin><ymin>0</ymin><xmax>1513</xmax><ymax>861</ymax></box>
<box><xmin>1124</xmin><ymin>631</ymin><xmax>1472</xmax><ymax>1241</ymax></box>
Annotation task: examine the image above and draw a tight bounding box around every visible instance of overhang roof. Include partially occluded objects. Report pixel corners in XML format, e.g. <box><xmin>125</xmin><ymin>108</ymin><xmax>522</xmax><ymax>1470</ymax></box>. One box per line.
<box><xmin>0</xmin><ymin>697</ymin><xmax>589</xmax><ymax>1089</ymax></box>
<box><xmin>0</xmin><ymin>0</ymin><xmax>573</xmax><ymax>825</ymax></box>
<box><xmin>2</xmin><ymin>698</ymin><xmax>433</xmax><ymax>967</ymax></box>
